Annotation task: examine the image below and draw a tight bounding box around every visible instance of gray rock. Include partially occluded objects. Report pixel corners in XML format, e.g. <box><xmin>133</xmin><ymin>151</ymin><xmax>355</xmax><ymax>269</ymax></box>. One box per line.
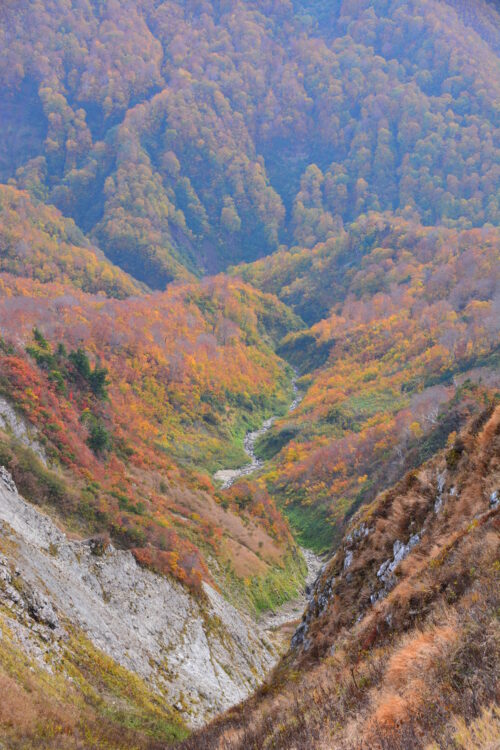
<box><xmin>0</xmin><ymin>398</ymin><xmax>47</xmax><ymax>464</ymax></box>
<box><xmin>374</xmin><ymin>533</ymin><xmax>421</xmax><ymax>599</ymax></box>
<box><xmin>291</xmin><ymin>620</ymin><xmax>308</xmax><ymax>648</ymax></box>
<box><xmin>0</xmin><ymin>466</ymin><xmax>17</xmax><ymax>494</ymax></box>
<box><xmin>345</xmin><ymin>523</ymin><xmax>371</xmax><ymax>548</ymax></box>
<box><xmin>377</xmin><ymin>558</ymin><xmax>391</xmax><ymax>580</ymax></box>
<box><xmin>0</xmin><ymin>554</ymin><xmax>11</xmax><ymax>583</ymax></box>
<box><xmin>434</xmin><ymin>470</ymin><xmax>447</xmax><ymax>513</ymax></box>
<box><xmin>26</xmin><ymin>591</ymin><xmax>59</xmax><ymax>629</ymax></box>
<box><xmin>0</xmin><ymin>477</ymin><xmax>278</xmax><ymax>727</ymax></box>
<box><xmin>344</xmin><ymin>550</ymin><xmax>353</xmax><ymax>570</ymax></box>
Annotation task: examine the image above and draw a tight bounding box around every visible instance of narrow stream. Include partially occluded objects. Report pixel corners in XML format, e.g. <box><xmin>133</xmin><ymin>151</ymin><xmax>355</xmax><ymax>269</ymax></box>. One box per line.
<box><xmin>213</xmin><ymin>372</ymin><xmax>324</xmax><ymax>634</ymax></box>
<box><xmin>213</xmin><ymin>371</ymin><xmax>302</xmax><ymax>489</ymax></box>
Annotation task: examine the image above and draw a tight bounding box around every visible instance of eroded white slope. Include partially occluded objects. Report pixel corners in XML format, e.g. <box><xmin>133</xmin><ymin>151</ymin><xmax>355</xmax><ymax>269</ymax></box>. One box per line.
<box><xmin>0</xmin><ymin>469</ymin><xmax>276</xmax><ymax>727</ymax></box>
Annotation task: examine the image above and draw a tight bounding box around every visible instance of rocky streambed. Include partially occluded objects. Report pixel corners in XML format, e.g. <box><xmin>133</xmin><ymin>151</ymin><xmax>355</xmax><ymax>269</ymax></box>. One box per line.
<box><xmin>214</xmin><ymin>371</ymin><xmax>302</xmax><ymax>489</ymax></box>
<box><xmin>214</xmin><ymin>372</ymin><xmax>324</xmax><ymax>639</ymax></box>
<box><xmin>213</xmin><ymin>416</ymin><xmax>275</xmax><ymax>489</ymax></box>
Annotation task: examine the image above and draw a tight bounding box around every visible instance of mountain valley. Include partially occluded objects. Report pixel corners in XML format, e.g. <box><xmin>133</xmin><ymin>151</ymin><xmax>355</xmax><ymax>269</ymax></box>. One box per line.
<box><xmin>0</xmin><ymin>1</ymin><xmax>499</xmax><ymax>748</ymax></box>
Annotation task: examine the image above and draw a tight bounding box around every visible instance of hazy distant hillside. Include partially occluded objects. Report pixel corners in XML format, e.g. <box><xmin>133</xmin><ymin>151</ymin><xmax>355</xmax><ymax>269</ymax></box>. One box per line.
<box><xmin>0</xmin><ymin>184</ymin><xmax>143</xmax><ymax>296</ymax></box>
<box><xmin>1</xmin><ymin>0</ymin><xmax>499</xmax><ymax>285</ymax></box>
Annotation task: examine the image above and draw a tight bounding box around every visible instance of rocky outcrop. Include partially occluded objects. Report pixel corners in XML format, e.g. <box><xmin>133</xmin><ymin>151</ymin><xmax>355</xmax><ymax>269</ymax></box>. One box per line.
<box><xmin>371</xmin><ymin>533</ymin><xmax>420</xmax><ymax>602</ymax></box>
<box><xmin>0</xmin><ymin>468</ymin><xmax>276</xmax><ymax>727</ymax></box>
<box><xmin>0</xmin><ymin>396</ymin><xmax>47</xmax><ymax>464</ymax></box>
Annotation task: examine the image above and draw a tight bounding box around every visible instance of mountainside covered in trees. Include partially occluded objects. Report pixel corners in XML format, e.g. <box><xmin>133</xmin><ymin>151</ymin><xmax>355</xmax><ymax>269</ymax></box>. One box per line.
<box><xmin>0</xmin><ymin>236</ymin><xmax>302</xmax><ymax>601</ymax></box>
<box><xmin>1</xmin><ymin>0</ymin><xmax>500</xmax><ymax>285</ymax></box>
<box><xmin>235</xmin><ymin>214</ymin><xmax>500</xmax><ymax>549</ymax></box>
<box><xmin>0</xmin><ymin>0</ymin><xmax>499</xmax><ymax>748</ymax></box>
<box><xmin>0</xmin><ymin>192</ymin><xmax>307</xmax><ymax>740</ymax></box>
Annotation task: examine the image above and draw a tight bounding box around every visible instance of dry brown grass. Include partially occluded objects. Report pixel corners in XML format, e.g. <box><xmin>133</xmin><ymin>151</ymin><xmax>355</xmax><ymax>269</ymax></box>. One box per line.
<box><xmin>371</xmin><ymin>692</ymin><xmax>412</xmax><ymax>730</ymax></box>
<box><xmin>426</xmin><ymin>704</ymin><xmax>500</xmax><ymax>750</ymax></box>
<box><xmin>386</xmin><ymin>625</ymin><xmax>458</xmax><ymax>690</ymax></box>
<box><xmin>0</xmin><ymin>672</ymin><xmax>39</xmax><ymax>732</ymax></box>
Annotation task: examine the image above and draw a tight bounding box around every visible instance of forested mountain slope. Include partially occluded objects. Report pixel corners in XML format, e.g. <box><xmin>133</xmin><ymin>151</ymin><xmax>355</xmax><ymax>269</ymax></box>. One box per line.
<box><xmin>233</xmin><ymin>214</ymin><xmax>500</xmax><ymax>549</ymax></box>
<box><xmin>0</xmin><ymin>269</ymin><xmax>302</xmax><ymax>599</ymax></box>
<box><xmin>0</xmin><ymin>184</ymin><xmax>143</xmax><ymax>296</ymax></box>
<box><xmin>0</xmin><ymin>259</ymin><xmax>306</xmax><ymax>736</ymax></box>
<box><xmin>1</xmin><ymin>0</ymin><xmax>499</xmax><ymax>285</ymax></box>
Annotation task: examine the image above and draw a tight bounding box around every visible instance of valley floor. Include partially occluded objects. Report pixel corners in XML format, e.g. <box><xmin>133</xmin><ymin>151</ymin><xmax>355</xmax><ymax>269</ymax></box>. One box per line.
<box><xmin>258</xmin><ymin>547</ymin><xmax>323</xmax><ymax>645</ymax></box>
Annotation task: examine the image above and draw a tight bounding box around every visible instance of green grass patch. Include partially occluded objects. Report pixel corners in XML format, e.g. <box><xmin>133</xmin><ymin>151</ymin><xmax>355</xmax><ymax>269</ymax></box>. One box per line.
<box><xmin>254</xmin><ymin>425</ymin><xmax>299</xmax><ymax>461</ymax></box>
<box><xmin>217</xmin><ymin>549</ymin><xmax>307</xmax><ymax>617</ymax></box>
<box><xmin>281</xmin><ymin>502</ymin><xmax>334</xmax><ymax>554</ymax></box>
<box><xmin>247</xmin><ymin>551</ymin><xmax>307</xmax><ymax>614</ymax></box>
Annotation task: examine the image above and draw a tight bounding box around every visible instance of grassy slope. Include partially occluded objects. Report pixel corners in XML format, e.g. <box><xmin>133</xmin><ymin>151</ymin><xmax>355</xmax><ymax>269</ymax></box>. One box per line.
<box><xmin>0</xmin><ymin>618</ymin><xmax>188</xmax><ymax>749</ymax></box>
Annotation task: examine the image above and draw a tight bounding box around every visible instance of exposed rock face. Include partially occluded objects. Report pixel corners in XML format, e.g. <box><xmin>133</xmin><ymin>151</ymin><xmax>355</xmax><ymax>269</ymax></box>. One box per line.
<box><xmin>0</xmin><ymin>470</ymin><xmax>276</xmax><ymax>727</ymax></box>
<box><xmin>292</xmin><ymin>522</ymin><xmax>373</xmax><ymax>649</ymax></box>
<box><xmin>371</xmin><ymin>533</ymin><xmax>421</xmax><ymax>602</ymax></box>
<box><xmin>0</xmin><ymin>396</ymin><xmax>47</xmax><ymax>464</ymax></box>
<box><xmin>434</xmin><ymin>470</ymin><xmax>446</xmax><ymax>512</ymax></box>
<box><xmin>292</xmin><ymin>515</ymin><xmax>424</xmax><ymax>649</ymax></box>
<box><xmin>0</xmin><ymin>465</ymin><xmax>17</xmax><ymax>493</ymax></box>
<box><xmin>291</xmin><ymin>567</ymin><xmax>337</xmax><ymax>651</ymax></box>
<box><xmin>25</xmin><ymin>589</ymin><xmax>59</xmax><ymax>629</ymax></box>
<box><xmin>292</xmin><ymin>427</ymin><xmax>500</xmax><ymax>662</ymax></box>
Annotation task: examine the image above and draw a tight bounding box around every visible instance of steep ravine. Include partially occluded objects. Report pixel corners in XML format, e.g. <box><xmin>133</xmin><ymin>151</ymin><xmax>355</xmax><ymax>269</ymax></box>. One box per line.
<box><xmin>0</xmin><ymin>470</ymin><xmax>277</xmax><ymax>729</ymax></box>
<box><xmin>214</xmin><ymin>373</ymin><xmax>324</xmax><ymax>639</ymax></box>
<box><xmin>0</xmin><ymin>399</ymin><xmax>281</xmax><ymax>730</ymax></box>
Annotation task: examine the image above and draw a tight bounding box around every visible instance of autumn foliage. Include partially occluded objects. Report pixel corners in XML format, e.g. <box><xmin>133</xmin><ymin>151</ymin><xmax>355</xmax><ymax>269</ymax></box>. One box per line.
<box><xmin>181</xmin><ymin>406</ymin><xmax>500</xmax><ymax>749</ymax></box>
<box><xmin>1</xmin><ymin>0</ymin><xmax>499</xmax><ymax>284</ymax></box>
<box><xmin>0</xmin><ymin>0</ymin><xmax>499</xmax><ymax>744</ymax></box>
<box><xmin>0</xmin><ymin>185</ymin><xmax>142</xmax><ymax>297</ymax></box>
<box><xmin>0</xmin><ymin>270</ymin><xmax>298</xmax><ymax>592</ymax></box>
<box><xmin>236</xmin><ymin>214</ymin><xmax>500</xmax><ymax>549</ymax></box>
